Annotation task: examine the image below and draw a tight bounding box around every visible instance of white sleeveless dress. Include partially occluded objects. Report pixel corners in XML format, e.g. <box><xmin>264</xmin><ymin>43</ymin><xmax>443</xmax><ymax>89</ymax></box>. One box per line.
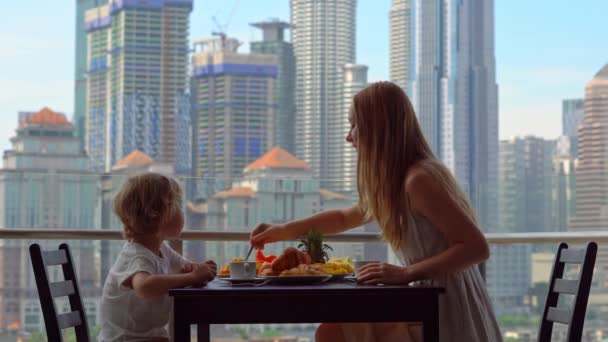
<box><xmin>340</xmin><ymin>214</ymin><xmax>503</xmax><ymax>342</ymax></box>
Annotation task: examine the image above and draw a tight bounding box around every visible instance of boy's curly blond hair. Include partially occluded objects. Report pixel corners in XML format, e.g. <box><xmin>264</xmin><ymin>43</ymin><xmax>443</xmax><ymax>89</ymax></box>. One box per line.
<box><xmin>113</xmin><ymin>172</ymin><xmax>183</xmax><ymax>240</ymax></box>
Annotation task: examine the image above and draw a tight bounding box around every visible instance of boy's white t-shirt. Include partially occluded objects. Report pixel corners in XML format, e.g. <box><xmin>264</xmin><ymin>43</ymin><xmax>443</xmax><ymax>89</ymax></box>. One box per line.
<box><xmin>99</xmin><ymin>241</ymin><xmax>187</xmax><ymax>342</ymax></box>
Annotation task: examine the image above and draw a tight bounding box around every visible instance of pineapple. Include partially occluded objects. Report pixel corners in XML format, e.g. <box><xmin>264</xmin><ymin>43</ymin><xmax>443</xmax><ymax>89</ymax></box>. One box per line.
<box><xmin>298</xmin><ymin>230</ymin><xmax>333</xmax><ymax>264</ymax></box>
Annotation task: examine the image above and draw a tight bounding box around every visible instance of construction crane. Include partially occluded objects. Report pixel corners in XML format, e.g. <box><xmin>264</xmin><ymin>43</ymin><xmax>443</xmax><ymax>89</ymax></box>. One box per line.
<box><xmin>211</xmin><ymin>0</ymin><xmax>240</xmax><ymax>50</ymax></box>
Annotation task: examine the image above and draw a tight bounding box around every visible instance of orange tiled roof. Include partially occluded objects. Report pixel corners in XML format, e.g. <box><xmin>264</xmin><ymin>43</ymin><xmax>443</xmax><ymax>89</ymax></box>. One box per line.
<box><xmin>244</xmin><ymin>147</ymin><xmax>309</xmax><ymax>172</ymax></box>
<box><xmin>25</xmin><ymin>107</ymin><xmax>72</xmax><ymax>127</ymax></box>
<box><xmin>319</xmin><ymin>188</ymin><xmax>350</xmax><ymax>201</ymax></box>
<box><xmin>112</xmin><ymin>150</ymin><xmax>154</xmax><ymax>170</ymax></box>
<box><xmin>213</xmin><ymin>187</ymin><xmax>256</xmax><ymax>199</ymax></box>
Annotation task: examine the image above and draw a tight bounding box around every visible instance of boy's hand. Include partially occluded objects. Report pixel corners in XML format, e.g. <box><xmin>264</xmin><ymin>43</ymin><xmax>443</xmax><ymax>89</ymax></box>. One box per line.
<box><xmin>190</xmin><ymin>263</ymin><xmax>216</xmax><ymax>284</ymax></box>
<box><xmin>204</xmin><ymin>260</ymin><xmax>217</xmax><ymax>275</ymax></box>
<box><xmin>180</xmin><ymin>263</ymin><xmax>195</xmax><ymax>274</ymax></box>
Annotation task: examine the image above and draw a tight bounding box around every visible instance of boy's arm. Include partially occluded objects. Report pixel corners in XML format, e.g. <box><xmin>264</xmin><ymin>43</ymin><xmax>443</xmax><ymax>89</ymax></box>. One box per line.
<box><xmin>127</xmin><ymin>272</ymin><xmax>197</xmax><ymax>298</ymax></box>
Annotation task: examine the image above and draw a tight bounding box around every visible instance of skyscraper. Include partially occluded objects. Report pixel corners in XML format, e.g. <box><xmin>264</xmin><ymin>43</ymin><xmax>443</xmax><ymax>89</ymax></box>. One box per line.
<box><xmin>488</xmin><ymin>136</ymin><xmax>554</xmax><ymax>315</ymax></box>
<box><xmin>250</xmin><ymin>20</ymin><xmax>296</xmax><ymax>155</ymax></box>
<box><xmin>329</xmin><ymin>64</ymin><xmax>367</xmax><ymax>195</ymax></box>
<box><xmin>552</xmin><ymin>136</ymin><xmax>577</xmax><ymax>232</ymax></box>
<box><xmin>562</xmin><ymin>98</ymin><xmax>584</xmax><ymax>157</ymax></box>
<box><xmin>570</xmin><ymin>64</ymin><xmax>608</xmax><ymax>288</ymax></box>
<box><xmin>389</xmin><ymin>0</ymin><xmax>499</xmax><ymax>231</ymax></box>
<box><xmin>0</xmin><ymin>108</ymin><xmax>99</xmax><ymax>332</ymax></box>
<box><xmin>75</xmin><ymin>0</ymin><xmax>106</xmax><ymax>152</ymax></box>
<box><xmin>84</xmin><ymin>0</ymin><xmax>192</xmax><ymax>172</ymax></box>
<box><xmin>498</xmin><ymin>136</ymin><xmax>554</xmax><ymax>233</ymax></box>
<box><xmin>291</xmin><ymin>0</ymin><xmax>357</xmax><ymax>185</ymax></box>
<box><xmin>191</xmin><ymin>38</ymin><xmax>277</xmax><ymax>189</ymax></box>
<box><xmin>571</xmin><ymin>65</ymin><xmax>608</xmax><ymax>232</ymax></box>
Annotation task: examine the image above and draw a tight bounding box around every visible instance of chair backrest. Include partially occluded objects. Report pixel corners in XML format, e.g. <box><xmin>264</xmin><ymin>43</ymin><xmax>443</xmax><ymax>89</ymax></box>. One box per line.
<box><xmin>538</xmin><ymin>242</ymin><xmax>597</xmax><ymax>342</ymax></box>
<box><xmin>29</xmin><ymin>243</ymin><xmax>90</xmax><ymax>342</ymax></box>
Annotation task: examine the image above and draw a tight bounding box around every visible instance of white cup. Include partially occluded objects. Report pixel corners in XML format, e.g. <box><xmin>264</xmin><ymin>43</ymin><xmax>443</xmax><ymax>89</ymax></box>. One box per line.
<box><xmin>230</xmin><ymin>261</ymin><xmax>257</xmax><ymax>279</ymax></box>
<box><xmin>354</xmin><ymin>260</ymin><xmax>380</xmax><ymax>277</ymax></box>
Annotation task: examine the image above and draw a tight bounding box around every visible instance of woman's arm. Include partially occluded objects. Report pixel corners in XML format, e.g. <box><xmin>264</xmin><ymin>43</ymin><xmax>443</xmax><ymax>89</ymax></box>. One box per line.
<box><xmin>358</xmin><ymin>167</ymin><xmax>489</xmax><ymax>284</ymax></box>
<box><xmin>251</xmin><ymin>205</ymin><xmax>370</xmax><ymax>248</ymax></box>
<box><xmin>285</xmin><ymin>205</ymin><xmax>370</xmax><ymax>237</ymax></box>
<box><xmin>404</xmin><ymin>168</ymin><xmax>489</xmax><ymax>280</ymax></box>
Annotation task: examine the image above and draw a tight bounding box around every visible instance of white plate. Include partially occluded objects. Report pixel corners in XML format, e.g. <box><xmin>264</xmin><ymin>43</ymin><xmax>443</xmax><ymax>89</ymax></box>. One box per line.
<box><xmin>217</xmin><ymin>276</ymin><xmax>267</xmax><ymax>284</ymax></box>
<box><xmin>260</xmin><ymin>275</ymin><xmax>332</xmax><ymax>285</ymax></box>
<box><xmin>329</xmin><ymin>273</ymin><xmax>354</xmax><ymax>281</ymax></box>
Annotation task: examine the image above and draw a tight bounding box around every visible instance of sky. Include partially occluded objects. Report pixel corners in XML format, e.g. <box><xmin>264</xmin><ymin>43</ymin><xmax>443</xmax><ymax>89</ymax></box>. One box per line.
<box><xmin>0</xmin><ymin>0</ymin><xmax>607</xmax><ymax>153</ymax></box>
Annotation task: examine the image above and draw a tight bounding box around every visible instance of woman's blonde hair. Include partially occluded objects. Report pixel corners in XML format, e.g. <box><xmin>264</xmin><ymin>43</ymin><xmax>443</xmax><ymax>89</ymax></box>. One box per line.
<box><xmin>353</xmin><ymin>81</ymin><xmax>478</xmax><ymax>250</ymax></box>
<box><xmin>113</xmin><ymin>172</ymin><xmax>183</xmax><ymax>240</ymax></box>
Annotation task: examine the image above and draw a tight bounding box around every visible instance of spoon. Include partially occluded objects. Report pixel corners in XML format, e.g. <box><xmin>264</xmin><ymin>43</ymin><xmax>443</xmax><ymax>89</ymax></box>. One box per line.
<box><xmin>245</xmin><ymin>244</ymin><xmax>254</xmax><ymax>261</ymax></box>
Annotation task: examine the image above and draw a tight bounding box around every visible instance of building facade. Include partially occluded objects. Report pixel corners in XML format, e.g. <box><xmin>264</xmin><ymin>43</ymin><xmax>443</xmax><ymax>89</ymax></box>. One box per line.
<box><xmin>487</xmin><ymin>136</ymin><xmax>554</xmax><ymax>315</ymax></box>
<box><xmin>250</xmin><ymin>20</ymin><xmax>296</xmax><ymax>155</ymax></box>
<box><xmin>570</xmin><ymin>64</ymin><xmax>608</xmax><ymax>290</ymax></box>
<box><xmin>562</xmin><ymin>98</ymin><xmax>584</xmax><ymax>157</ymax></box>
<box><xmin>0</xmin><ymin>108</ymin><xmax>99</xmax><ymax>332</ymax></box>
<box><xmin>206</xmin><ymin>147</ymin><xmax>364</xmax><ymax>266</ymax></box>
<box><xmin>75</xmin><ymin>0</ymin><xmax>107</xmax><ymax>152</ymax></box>
<box><xmin>191</xmin><ymin>37</ymin><xmax>277</xmax><ymax>191</ymax></box>
<box><xmin>552</xmin><ymin>136</ymin><xmax>577</xmax><ymax>232</ymax></box>
<box><xmin>291</xmin><ymin>0</ymin><xmax>357</xmax><ymax>186</ymax></box>
<box><xmin>389</xmin><ymin>0</ymin><xmax>499</xmax><ymax>231</ymax></box>
<box><xmin>327</xmin><ymin>64</ymin><xmax>367</xmax><ymax>196</ymax></box>
<box><xmin>85</xmin><ymin>0</ymin><xmax>192</xmax><ymax>173</ymax></box>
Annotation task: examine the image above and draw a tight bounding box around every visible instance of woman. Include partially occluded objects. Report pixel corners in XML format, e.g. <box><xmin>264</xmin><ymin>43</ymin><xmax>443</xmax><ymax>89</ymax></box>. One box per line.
<box><xmin>250</xmin><ymin>82</ymin><xmax>502</xmax><ymax>341</ymax></box>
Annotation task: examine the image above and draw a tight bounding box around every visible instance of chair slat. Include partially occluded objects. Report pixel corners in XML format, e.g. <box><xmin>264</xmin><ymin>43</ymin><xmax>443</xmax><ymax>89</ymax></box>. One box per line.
<box><xmin>553</xmin><ymin>279</ymin><xmax>578</xmax><ymax>295</ymax></box>
<box><xmin>43</xmin><ymin>250</ymin><xmax>68</xmax><ymax>266</ymax></box>
<box><xmin>50</xmin><ymin>281</ymin><xmax>75</xmax><ymax>298</ymax></box>
<box><xmin>547</xmin><ymin>307</ymin><xmax>570</xmax><ymax>324</ymax></box>
<box><xmin>559</xmin><ymin>249</ymin><xmax>585</xmax><ymax>264</ymax></box>
<box><xmin>57</xmin><ymin>311</ymin><xmax>82</xmax><ymax>329</ymax></box>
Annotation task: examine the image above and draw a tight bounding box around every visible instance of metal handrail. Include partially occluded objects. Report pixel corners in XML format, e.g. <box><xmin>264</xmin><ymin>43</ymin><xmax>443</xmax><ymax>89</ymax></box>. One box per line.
<box><xmin>1</xmin><ymin>229</ymin><xmax>607</xmax><ymax>244</ymax></box>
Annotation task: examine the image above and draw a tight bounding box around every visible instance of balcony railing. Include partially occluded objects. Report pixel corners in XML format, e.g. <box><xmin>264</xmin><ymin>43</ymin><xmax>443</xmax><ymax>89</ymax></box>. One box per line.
<box><xmin>2</xmin><ymin>228</ymin><xmax>607</xmax><ymax>242</ymax></box>
<box><xmin>1</xmin><ymin>228</ymin><xmax>607</xmax><ymax>254</ymax></box>
<box><xmin>1</xmin><ymin>228</ymin><xmax>606</xmax><ymax>340</ymax></box>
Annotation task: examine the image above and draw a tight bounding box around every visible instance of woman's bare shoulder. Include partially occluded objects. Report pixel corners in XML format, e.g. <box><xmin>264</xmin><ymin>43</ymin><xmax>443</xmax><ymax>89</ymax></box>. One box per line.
<box><xmin>405</xmin><ymin>162</ymin><xmax>434</xmax><ymax>194</ymax></box>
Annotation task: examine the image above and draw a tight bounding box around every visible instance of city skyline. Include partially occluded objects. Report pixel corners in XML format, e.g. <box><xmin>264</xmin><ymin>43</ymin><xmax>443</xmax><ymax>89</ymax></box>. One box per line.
<box><xmin>2</xmin><ymin>1</ymin><xmax>608</xmax><ymax>154</ymax></box>
<box><xmin>390</xmin><ymin>0</ymin><xmax>498</xmax><ymax>230</ymax></box>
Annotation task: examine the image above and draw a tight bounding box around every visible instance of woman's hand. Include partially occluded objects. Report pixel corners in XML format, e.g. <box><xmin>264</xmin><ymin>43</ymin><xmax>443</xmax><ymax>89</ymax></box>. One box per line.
<box><xmin>250</xmin><ymin>223</ymin><xmax>290</xmax><ymax>249</ymax></box>
<box><xmin>357</xmin><ymin>262</ymin><xmax>412</xmax><ymax>285</ymax></box>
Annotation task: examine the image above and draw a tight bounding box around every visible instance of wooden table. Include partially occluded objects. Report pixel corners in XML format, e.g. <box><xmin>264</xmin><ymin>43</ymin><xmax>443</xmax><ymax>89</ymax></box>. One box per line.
<box><xmin>169</xmin><ymin>280</ymin><xmax>444</xmax><ymax>342</ymax></box>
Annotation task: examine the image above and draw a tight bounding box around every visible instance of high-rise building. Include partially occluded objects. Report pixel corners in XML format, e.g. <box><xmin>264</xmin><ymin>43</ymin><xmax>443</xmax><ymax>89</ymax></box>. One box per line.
<box><xmin>562</xmin><ymin>98</ymin><xmax>584</xmax><ymax>157</ymax></box>
<box><xmin>327</xmin><ymin>64</ymin><xmax>367</xmax><ymax>195</ymax></box>
<box><xmin>571</xmin><ymin>65</ymin><xmax>608</xmax><ymax>232</ymax></box>
<box><xmin>291</xmin><ymin>0</ymin><xmax>357</xmax><ymax>185</ymax></box>
<box><xmin>250</xmin><ymin>20</ymin><xmax>296</xmax><ymax>155</ymax></box>
<box><xmin>75</xmin><ymin>0</ymin><xmax>106</xmax><ymax>152</ymax></box>
<box><xmin>191</xmin><ymin>37</ymin><xmax>277</xmax><ymax>190</ymax></box>
<box><xmin>84</xmin><ymin>0</ymin><xmax>192</xmax><ymax>173</ymax></box>
<box><xmin>389</xmin><ymin>0</ymin><xmax>499</xmax><ymax>231</ymax></box>
<box><xmin>0</xmin><ymin>108</ymin><xmax>99</xmax><ymax>332</ymax></box>
<box><xmin>498</xmin><ymin>137</ymin><xmax>554</xmax><ymax>233</ymax></box>
<box><xmin>570</xmin><ymin>64</ymin><xmax>608</xmax><ymax>289</ymax></box>
<box><xmin>552</xmin><ymin>136</ymin><xmax>577</xmax><ymax>232</ymax></box>
<box><xmin>487</xmin><ymin>136</ymin><xmax>554</xmax><ymax>315</ymax></box>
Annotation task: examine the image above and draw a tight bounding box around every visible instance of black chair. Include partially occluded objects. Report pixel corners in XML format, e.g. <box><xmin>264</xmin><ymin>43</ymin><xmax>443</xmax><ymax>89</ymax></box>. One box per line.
<box><xmin>29</xmin><ymin>243</ymin><xmax>90</xmax><ymax>342</ymax></box>
<box><xmin>538</xmin><ymin>242</ymin><xmax>597</xmax><ymax>342</ymax></box>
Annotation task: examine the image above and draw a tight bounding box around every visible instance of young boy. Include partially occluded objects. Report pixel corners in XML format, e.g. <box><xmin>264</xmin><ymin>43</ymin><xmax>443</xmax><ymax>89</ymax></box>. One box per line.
<box><xmin>99</xmin><ymin>173</ymin><xmax>216</xmax><ymax>341</ymax></box>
